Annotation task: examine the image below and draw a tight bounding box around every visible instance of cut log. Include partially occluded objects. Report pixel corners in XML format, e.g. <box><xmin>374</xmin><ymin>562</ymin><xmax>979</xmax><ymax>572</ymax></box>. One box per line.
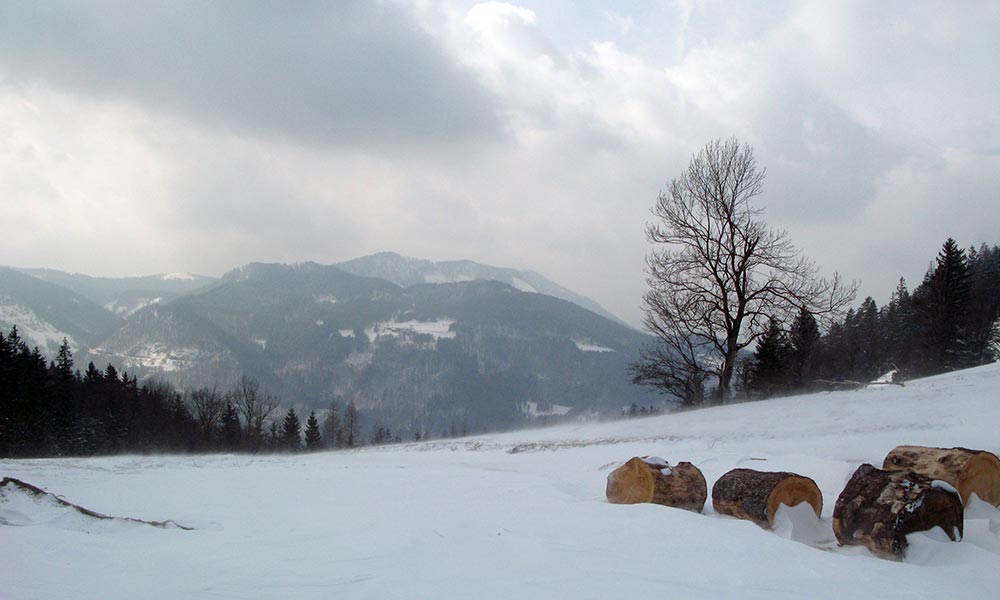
<box><xmin>882</xmin><ymin>445</ymin><xmax>1000</xmax><ymax>507</ymax></box>
<box><xmin>711</xmin><ymin>468</ymin><xmax>823</xmax><ymax>528</ymax></box>
<box><xmin>606</xmin><ymin>456</ymin><xmax>707</xmax><ymax>512</ymax></box>
<box><xmin>0</xmin><ymin>477</ymin><xmax>193</xmax><ymax>530</ymax></box>
<box><xmin>832</xmin><ymin>464</ymin><xmax>963</xmax><ymax>560</ymax></box>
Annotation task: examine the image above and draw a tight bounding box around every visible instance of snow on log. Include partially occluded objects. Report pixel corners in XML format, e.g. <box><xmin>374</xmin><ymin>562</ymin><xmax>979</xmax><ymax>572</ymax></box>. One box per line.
<box><xmin>832</xmin><ymin>464</ymin><xmax>963</xmax><ymax>560</ymax></box>
<box><xmin>606</xmin><ymin>456</ymin><xmax>707</xmax><ymax>512</ymax></box>
<box><xmin>711</xmin><ymin>468</ymin><xmax>823</xmax><ymax>528</ymax></box>
<box><xmin>0</xmin><ymin>477</ymin><xmax>193</xmax><ymax>530</ymax></box>
<box><xmin>882</xmin><ymin>445</ymin><xmax>1000</xmax><ymax>507</ymax></box>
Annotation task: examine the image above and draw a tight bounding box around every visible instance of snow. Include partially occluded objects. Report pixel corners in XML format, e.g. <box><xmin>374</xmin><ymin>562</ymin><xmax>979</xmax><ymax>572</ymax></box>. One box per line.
<box><xmin>161</xmin><ymin>272</ymin><xmax>196</xmax><ymax>281</ymax></box>
<box><xmin>96</xmin><ymin>343</ymin><xmax>202</xmax><ymax>372</ymax></box>
<box><xmin>521</xmin><ymin>401</ymin><xmax>573</xmax><ymax>417</ymax></box>
<box><xmin>0</xmin><ymin>300</ymin><xmax>77</xmax><ymax>353</ymax></box>
<box><xmin>423</xmin><ymin>271</ymin><xmax>474</xmax><ymax>284</ymax></box>
<box><xmin>365</xmin><ymin>319</ymin><xmax>457</xmax><ymax>344</ymax></box>
<box><xmin>572</xmin><ymin>338</ymin><xmax>615</xmax><ymax>352</ymax></box>
<box><xmin>3</xmin><ymin>363</ymin><xmax>1000</xmax><ymax>599</ymax></box>
<box><xmin>338</xmin><ymin>328</ymin><xmax>355</xmax><ymax>338</ymax></box>
<box><xmin>344</xmin><ymin>351</ymin><xmax>373</xmax><ymax>368</ymax></box>
<box><xmin>511</xmin><ymin>277</ymin><xmax>538</xmax><ymax>293</ymax></box>
<box><xmin>104</xmin><ymin>296</ymin><xmax>163</xmax><ymax>317</ymax></box>
<box><xmin>932</xmin><ymin>480</ymin><xmax>961</xmax><ymax>498</ymax></box>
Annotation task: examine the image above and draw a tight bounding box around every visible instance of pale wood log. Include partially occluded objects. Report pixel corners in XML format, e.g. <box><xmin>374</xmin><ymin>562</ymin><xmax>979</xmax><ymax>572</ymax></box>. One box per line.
<box><xmin>882</xmin><ymin>445</ymin><xmax>1000</xmax><ymax>507</ymax></box>
<box><xmin>832</xmin><ymin>464</ymin><xmax>963</xmax><ymax>560</ymax></box>
<box><xmin>711</xmin><ymin>468</ymin><xmax>822</xmax><ymax>528</ymax></box>
<box><xmin>606</xmin><ymin>456</ymin><xmax>706</xmax><ymax>512</ymax></box>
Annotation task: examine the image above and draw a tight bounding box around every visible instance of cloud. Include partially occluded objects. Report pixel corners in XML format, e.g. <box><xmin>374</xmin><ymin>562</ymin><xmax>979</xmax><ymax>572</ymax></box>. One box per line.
<box><xmin>1</xmin><ymin>0</ymin><xmax>998</xmax><ymax>328</ymax></box>
<box><xmin>0</xmin><ymin>1</ymin><xmax>501</xmax><ymax>148</ymax></box>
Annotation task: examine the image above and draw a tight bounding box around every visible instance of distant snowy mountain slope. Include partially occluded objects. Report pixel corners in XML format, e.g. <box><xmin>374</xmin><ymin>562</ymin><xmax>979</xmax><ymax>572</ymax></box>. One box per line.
<box><xmin>88</xmin><ymin>261</ymin><xmax>657</xmax><ymax>433</ymax></box>
<box><xmin>337</xmin><ymin>251</ymin><xmax>629</xmax><ymax>327</ymax></box>
<box><xmin>20</xmin><ymin>268</ymin><xmax>217</xmax><ymax>317</ymax></box>
<box><xmin>0</xmin><ymin>267</ymin><xmax>121</xmax><ymax>353</ymax></box>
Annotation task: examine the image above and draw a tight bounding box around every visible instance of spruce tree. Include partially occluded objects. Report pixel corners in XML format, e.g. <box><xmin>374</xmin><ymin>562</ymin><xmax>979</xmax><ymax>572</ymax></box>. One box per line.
<box><xmin>304</xmin><ymin>411</ymin><xmax>322</xmax><ymax>450</ymax></box>
<box><xmin>282</xmin><ymin>407</ymin><xmax>301</xmax><ymax>452</ymax></box>
<box><xmin>221</xmin><ymin>402</ymin><xmax>242</xmax><ymax>450</ymax></box>
<box><xmin>883</xmin><ymin>277</ymin><xmax>916</xmax><ymax>375</ymax></box>
<box><xmin>268</xmin><ymin>420</ymin><xmax>281</xmax><ymax>450</ymax></box>
<box><xmin>323</xmin><ymin>400</ymin><xmax>341</xmax><ymax>448</ymax></box>
<box><xmin>344</xmin><ymin>400</ymin><xmax>359</xmax><ymax>447</ymax></box>
<box><xmin>913</xmin><ymin>238</ymin><xmax>971</xmax><ymax>373</ymax></box>
<box><xmin>745</xmin><ymin>318</ymin><xmax>791</xmax><ymax>398</ymax></box>
<box><xmin>965</xmin><ymin>244</ymin><xmax>1000</xmax><ymax>364</ymax></box>
<box><xmin>787</xmin><ymin>308</ymin><xmax>820</xmax><ymax>390</ymax></box>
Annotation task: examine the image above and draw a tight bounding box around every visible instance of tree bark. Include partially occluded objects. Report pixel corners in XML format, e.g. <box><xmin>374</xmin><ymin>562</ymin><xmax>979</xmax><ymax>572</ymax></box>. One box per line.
<box><xmin>882</xmin><ymin>445</ymin><xmax>1000</xmax><ymax>507</ymax></box>
<box><xmin>711</xmin><ymin>468</ymin><xmax>822</xmax><ymax>528</ymax></box>
<box><xmin>606</xmin><ymin>456</ymin><xmax>707</xmax><ymax>512</ymax></box>
<box><xmin>0</xmin><ymin>477</ymin><xmax>192</xmax><ymax>530</ymax></box>
<box><xmin>832</xmin><ymin>464</ymin><xmax>963</xmax><ymax>560</ymax></box>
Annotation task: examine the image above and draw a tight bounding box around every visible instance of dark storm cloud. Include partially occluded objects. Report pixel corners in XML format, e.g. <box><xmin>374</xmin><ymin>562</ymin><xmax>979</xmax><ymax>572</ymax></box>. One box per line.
<box><xmin>0</xmin><ymin>1</ymin><xmax>501</xmax><ymax>147</ymax></box>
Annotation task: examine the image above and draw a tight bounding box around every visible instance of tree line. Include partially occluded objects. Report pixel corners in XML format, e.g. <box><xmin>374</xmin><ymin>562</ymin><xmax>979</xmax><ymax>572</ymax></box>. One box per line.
<box><xmin>0</xmin><ymin>332</ymin><xmax>407</xmax><ymax>458</ymax></box>
<box><xmin>739</xmin><ymin>239</ymin><xmax>1000</xmax><ymax>399</ymax></box>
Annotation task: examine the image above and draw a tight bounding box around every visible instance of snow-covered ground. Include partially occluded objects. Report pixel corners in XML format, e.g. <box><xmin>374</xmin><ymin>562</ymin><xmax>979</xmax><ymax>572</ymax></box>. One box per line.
<box><xmin>3</xmin><ymin>363</ymin><xmax>1000</xmax><ymax>599</ymax></box>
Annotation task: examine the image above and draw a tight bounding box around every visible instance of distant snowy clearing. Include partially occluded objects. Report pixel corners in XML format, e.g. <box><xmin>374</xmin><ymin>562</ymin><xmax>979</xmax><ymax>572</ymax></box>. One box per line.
<box><xmin>3</xmin><ymin>363</ymin><xmax>1000</xmax><ymax>599</ymax></box>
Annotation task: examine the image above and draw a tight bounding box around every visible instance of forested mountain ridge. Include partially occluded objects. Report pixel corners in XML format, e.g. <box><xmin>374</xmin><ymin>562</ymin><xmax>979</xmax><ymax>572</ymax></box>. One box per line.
<box><xmin>0</xmin><ymin>267</ymin><xmax>121</xmax><ymax>355</ymax></box>
<box><xmin>337</xmin><ymin>251</ymin><xmax>628</xmax><ymax>327</ymax></box>
<box><xmin>86</xmin><ymin>261</ymin><xmax>655</xmax><ymax>435</ymax></box>
<box><xmin>19</xmin><ymin>268</ymin><xmax>217</xmax><ymax>317</ymax></box>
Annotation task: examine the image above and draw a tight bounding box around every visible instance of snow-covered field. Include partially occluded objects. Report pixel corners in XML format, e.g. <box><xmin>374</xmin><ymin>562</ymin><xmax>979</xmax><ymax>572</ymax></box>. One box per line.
<box><xmin>3</xmin><ymin>363</ymin><xmax>1000</xmax><ymax>599</ymax></box>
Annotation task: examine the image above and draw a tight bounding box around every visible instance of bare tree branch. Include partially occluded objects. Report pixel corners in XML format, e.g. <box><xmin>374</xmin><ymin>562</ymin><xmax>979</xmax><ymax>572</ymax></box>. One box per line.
<box><xmin>635</xmin><ymin>138</ymin><xmax>857</xmax><ymax>403</ymax></box>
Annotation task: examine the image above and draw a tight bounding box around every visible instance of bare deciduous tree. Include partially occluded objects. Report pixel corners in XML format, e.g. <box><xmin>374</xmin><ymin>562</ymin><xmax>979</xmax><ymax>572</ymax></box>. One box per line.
<box><xmin>187</xmin><ymin>386</ymin><xmax>223</xmax><ymax>440</ymax></box>
<box><xmin>229</xmin><ymin>374</ymin><xmax>278</xmax><ymax>449</ymax></box>
<box><xmin>633</xmin><ymin>138</ymin><xmax>856</xmax><ymax>403</ymax></box>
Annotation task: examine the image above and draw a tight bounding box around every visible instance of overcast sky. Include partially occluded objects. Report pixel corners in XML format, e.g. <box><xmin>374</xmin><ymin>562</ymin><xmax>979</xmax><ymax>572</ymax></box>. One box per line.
<box><xmin>1</xmin><ymin>0</ymin><xmax>998</xmax><ymax>327</ymax></box>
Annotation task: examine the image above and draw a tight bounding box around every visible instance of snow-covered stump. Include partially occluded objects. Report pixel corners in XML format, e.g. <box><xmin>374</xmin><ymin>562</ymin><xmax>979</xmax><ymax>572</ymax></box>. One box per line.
<box><xmin>711</xmin><ymin>468</ymin><xmax>823</xmax><ymax>528</ymax></box>
<box><xmin>832</xmin><ymin>464</ymin><xmax>963</xmax><ymax>560</ymax></box>
<box><xmin>606</xmin><ymin>456</ymin><xmax>707</xmax><ymax>512</ymax></box>
<box><xmin>882</xmin><ymin>445</ymin><xmax>1000</xmax><ymax>507</ymax></box>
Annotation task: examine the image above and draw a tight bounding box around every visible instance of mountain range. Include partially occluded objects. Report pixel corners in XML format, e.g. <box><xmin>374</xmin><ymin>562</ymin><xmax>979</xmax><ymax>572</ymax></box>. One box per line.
<box><xmin>1</xmin><ymin>254</ymin><xmax>658</xmax><ymax>435</ymax></box>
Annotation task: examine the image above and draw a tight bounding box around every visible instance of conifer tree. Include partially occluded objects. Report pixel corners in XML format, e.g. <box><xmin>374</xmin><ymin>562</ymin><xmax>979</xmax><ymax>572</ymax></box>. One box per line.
<box><xmin>344</xmin><ymin>400</ymin><xmax>360</xmax><ymax>447</ymax></box>
<box><xmin>282</xmin><ymin>407</ymin><xmax>301</xmax><ymax>452</ymax></box>
<box><xmin>787</xmin><ymin>308</ymin><xmax>820</xmax><ymax>390</ymax></box>
<box><xmin>882</xmin><ymin>278</ymin><xmax>916</xmax><ymax>374</ymax></box>
<box><xmin>304</xmin><ymin>411</ymin><xmax>322</xmax><ymax>450</ymax></box>
<box><xmin>965</xmin><ymin>244</ymin><xmax>1000</xmax><ymax>364</ymax></box>
<box><xmin>323</xmin><ymin>399</ymin><xmax>341</xmax><ymax>448</ymax></box>
<box><xmin>221</xmin><ymin>402</ymin><xmax>242</xmax><ymax>450</ymax></box>
<box><xmin>913</xmin><ymin>238</ymin><xmax>971</xmax><ymax>373</ymax></box>
<box><xmin>267</xmin><ymin>420</ymin><xmax>281</xmax><ymax>450</ymax></box>
<box><xmin>744</xmin><ymin>318</ymin><xmax>791</xmax><ymax>398</ymax></box>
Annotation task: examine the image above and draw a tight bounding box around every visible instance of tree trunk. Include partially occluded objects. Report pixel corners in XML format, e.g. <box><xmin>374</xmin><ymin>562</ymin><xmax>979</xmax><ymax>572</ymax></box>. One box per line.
<box><xmin>606</xmin><ymin>456</ymin><xmax>707</xmax><ymax>512</ymax></box>
<box><xmin>832</xmin><ymin>464</ymin><xmax>963</xmax><ymax>560</ymax></box>
<box><xmin>882</xmin><ymin>445</ymin><xmax>1000</xmax><ymax>507</ymax></box>
<box><xmin>711</xmin><ymin>468</ymin><xmax>823</xmax><ymax>528</ymax></box>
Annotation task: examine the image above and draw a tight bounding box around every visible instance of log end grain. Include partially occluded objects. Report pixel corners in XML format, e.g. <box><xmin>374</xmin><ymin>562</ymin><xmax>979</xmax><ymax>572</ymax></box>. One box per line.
<box><xmin>606</xmin><ymin>457</ymin><xmax>655</xmax><ymax>504</ymax></box>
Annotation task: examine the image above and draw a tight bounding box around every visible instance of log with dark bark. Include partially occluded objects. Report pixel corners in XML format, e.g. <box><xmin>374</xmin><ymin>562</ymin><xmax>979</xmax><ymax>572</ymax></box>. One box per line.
<box><xmin>606</xmin><ymin>456</ymin><xmax>707</xmax><ymax>512</ymax></box>
<box><xmin>832</xmin><ymin>464</ymin><xmax>963</xmax><ymax>560</ymax></box>
<box><xmin>882</xmin><ymin>445</ymin><xmax>1000</xmax><ymax>507</ymax></box>
<box><xmin>711</xmin><ymin>468</ymin><xmax>823</xmax><ymax>528</ymax></box>
<box><xmin>0</xmin><ymin>477</ymin><xmax>193</xmax><ymax>530</ymax></box>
